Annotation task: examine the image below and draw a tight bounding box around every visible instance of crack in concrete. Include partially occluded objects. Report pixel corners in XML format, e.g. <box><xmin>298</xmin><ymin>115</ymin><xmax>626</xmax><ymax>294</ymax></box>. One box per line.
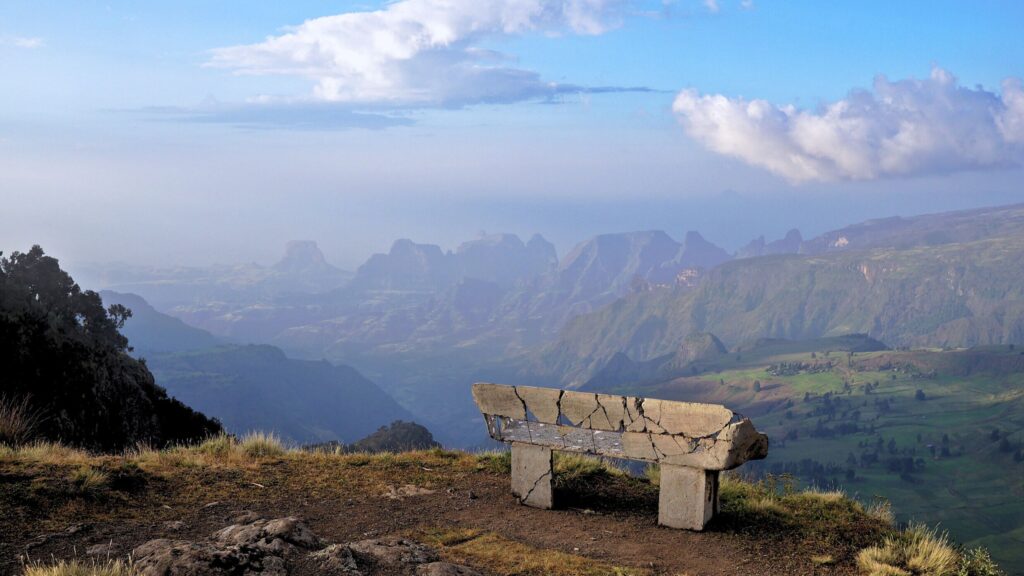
<box><xmin>595</xmin><ymin>395</ymin><xmax>615</xmax><ymax>430</ymax></box>
<box><xmin>519</xmin><ymin>466</ymin><xmax>552</xmax><ymax>506</ymax></box>
<box><xmin>511</xmin><ymin>387</ymin><xmax>533</xmax><ymax>443</ymax></box>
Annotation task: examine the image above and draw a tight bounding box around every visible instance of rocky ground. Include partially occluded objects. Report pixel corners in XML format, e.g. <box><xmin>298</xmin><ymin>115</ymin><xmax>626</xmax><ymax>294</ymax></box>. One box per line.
<box><xmin>0</xmin><ymin>445</ymin><xmax>890</xmax><ymax>575</ymax></box>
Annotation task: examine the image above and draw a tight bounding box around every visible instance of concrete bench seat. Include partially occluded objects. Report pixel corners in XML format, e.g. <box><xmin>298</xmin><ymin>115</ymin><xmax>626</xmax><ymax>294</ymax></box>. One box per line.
<box><xmin>472</xmin><ymin>382</ymin><xmax>769</xmax><ymax>530</ymax></box>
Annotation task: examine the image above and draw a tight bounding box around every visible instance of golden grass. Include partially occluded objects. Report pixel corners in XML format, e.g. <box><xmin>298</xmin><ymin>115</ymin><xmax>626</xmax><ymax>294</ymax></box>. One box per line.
<box><xmin>239</xmin><ymin>432</ymin><xmax>286</xmax><ymax>458</ymax></box>
<box><xmin>69</xmin><ymin>466</ymin><xmax>109</xmax><ymax>493</ymax></box>
<box><xmin>857</xmin><ymin>524</ymin><xmax>959</xmax><ymax>576</ymax></box>
<box><xmin>11</xmin><ymin>441</ymin><xmax>91</xmax><ymax>465</ymax></box>
<box><xmin>23</xmin><ymin>559</ymin><xmax>136</xmax><ymax>576</ymax></box>
<box><xmin>421</xmin><ymin>528</ymin><xmax>647</xmax><ymax>576</ymax></box>
<box><xmin>810</xmin><ymin>554</ymin><xmax>835</xmax><ymax>566</ymax></box>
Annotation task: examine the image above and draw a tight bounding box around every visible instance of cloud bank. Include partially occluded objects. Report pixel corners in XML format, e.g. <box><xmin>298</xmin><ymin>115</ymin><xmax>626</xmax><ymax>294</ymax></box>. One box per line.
<box><xmin>673</xmin><ymin>68</ymin><xmax>1024</xmax><ymax>182</ymax></box>
<box><xmin>209</xmin><ymin>0</ymin><xmax>625</xmax><ymax>107</ymax></box>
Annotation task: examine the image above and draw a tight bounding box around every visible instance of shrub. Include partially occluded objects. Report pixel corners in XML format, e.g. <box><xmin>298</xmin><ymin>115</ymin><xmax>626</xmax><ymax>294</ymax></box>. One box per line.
<box><xmin>866</xmin><ymin>499</ymin><xmax>895</xmax><ymax>526</ymax></box>
<box><xmin>957</xmin><ymin>547</ymin><xmax>1004</xmax><ymax>576</ymax></box>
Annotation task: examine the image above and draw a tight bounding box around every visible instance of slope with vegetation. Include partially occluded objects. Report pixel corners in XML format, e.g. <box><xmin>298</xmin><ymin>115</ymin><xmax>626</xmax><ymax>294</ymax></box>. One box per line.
<box><xmin>538</xmin><ymin>233</ymin><xmax>1024</xmax><ymax>386</ymax></box>
<box><xmin>585</xmin><ymin>338</ymin><xmax>1024</xmax><ymax>572</ymax></box>
<box><xmin>144</xmin><ymin>344</ymin><xmax>415</xmax><ymax>445</ymax></box>
<box><xmin>0</xmin><ymin>438</ymin><xmax>1003</xmax><ymax>576</ymax></box>
<box><xmin>0</xmin><ymin>246</ymin><xmax>220</xmax><ymax>451</ymax></box>
<box><xmin>97</xmin><ymin>290</ymin><xmax>418</xmax><ymax>446</ymax></box>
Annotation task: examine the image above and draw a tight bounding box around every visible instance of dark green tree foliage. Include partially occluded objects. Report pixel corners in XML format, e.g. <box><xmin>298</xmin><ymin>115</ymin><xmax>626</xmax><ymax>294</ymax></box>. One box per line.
<box><xmin>0</xmin><ymin>246</ymin><xmax>221</xmax><ymax>450</ymax></box>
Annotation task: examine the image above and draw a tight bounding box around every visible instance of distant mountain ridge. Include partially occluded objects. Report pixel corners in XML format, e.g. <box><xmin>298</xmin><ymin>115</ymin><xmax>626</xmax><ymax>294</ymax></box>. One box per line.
<box><xmin>100</xmin><ymin>291</ymin><xmax>414</xmax><ymax>444</ymax></box>
<box><xmin>78</xmin><ymin>241</ymin><xmax>352</xmax><ymax>309</ymax></box>
<box><xmin>100</xmin><ymin>290</ymin><xmax>221</xmax><ymax>353</ymax></box>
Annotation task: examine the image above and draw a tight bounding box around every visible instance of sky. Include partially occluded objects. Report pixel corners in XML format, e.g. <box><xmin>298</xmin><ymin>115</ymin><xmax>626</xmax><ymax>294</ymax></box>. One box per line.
<box><xmin>1</xmin><ymin>0</ymin><xmax>1023</xmax><ymax>271</ymax></box>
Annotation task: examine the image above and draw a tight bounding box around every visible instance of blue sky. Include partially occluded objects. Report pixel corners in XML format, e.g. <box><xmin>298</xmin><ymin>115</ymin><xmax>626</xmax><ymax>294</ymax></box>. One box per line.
<box><xmin>2</xmin><ymin>1</ymin><xmax>1023</xmax><ymax>269</ymax></box>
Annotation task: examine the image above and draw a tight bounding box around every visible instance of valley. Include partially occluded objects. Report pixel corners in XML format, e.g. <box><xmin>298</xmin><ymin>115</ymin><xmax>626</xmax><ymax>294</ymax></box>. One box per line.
<box><xmin>64</xmin><ymin>201</ymin><xmax>1024</xmax><ymax>573</ymax></box>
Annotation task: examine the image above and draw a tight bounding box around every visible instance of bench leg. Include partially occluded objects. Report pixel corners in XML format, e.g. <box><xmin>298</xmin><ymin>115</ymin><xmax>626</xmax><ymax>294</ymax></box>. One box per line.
<box><xmin>658</xmin><ymin>465</ymin><xmax>719</xmax><ymax>530</ymax></box>
<box><xmin>511</xmin><ymin>443</ymin><xmax>553</xmax><ymax>509</ymax></box>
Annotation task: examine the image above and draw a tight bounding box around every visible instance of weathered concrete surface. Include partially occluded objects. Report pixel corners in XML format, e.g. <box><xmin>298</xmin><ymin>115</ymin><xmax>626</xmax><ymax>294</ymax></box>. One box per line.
<box><xmin>511</xmin><ymin>443</ymin><xmax>553</xmax><ymax>509</ymax></box>
<box><xmin>472</xmin><ymin>384</ymin><xmax>767</xmax><ymax>469</ymax></box>
<box><xmin>472</xmin><ymin>383</ymin><xmax>526</xmax><ymax>420</ymax></box>
<box><xmin>658</xmin><ymin>465</ymin><xmax>719</xmax><ymax>530</ymax></box>
<box><xmin>473</xmin><ymin>382</ymin><xmax>767</xmax><ymax>530</ymax></box>
<box><xmin>516</xmin><ymin>386</ymin><xmax>561</xmax><ymax>424</ymax></box>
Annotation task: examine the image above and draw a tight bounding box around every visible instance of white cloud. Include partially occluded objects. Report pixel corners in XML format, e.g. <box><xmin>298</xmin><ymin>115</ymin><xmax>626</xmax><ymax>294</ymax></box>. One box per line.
<box><xmin>673</xmin><ymin>67</ymin><xmax>1024</xmax><ymax>182</ymax></box>
<box><xmin>703</xmin><ymin>0</ymin><xmax>720</xmax><ymax>13</ymax></box>
<box><xmin>209</xmin><ymin>0</ymin><xmax>622</xmax><ymax>107</ymax></box>
<box><xmin>1</xmin><ymin>35</ymin><xmax>44</xmax><ymax>49</ymax></box>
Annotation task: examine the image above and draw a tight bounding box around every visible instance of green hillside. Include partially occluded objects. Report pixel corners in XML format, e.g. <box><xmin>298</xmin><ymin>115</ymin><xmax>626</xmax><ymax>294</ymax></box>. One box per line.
<box><xmin>596</xmin><ymin>343</ymin><xmax>1024</xmax><ymax>572</ymax></box>
<box><xmin>538</xmin><ymin>234</ymin><xmax>1024</xmax><ymax>386</ymax></box>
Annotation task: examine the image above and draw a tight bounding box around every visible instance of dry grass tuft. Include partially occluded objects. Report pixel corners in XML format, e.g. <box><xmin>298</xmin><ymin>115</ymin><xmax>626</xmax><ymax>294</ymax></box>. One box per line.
<box><xmin>70</xmin><ymin>466</ymin><xmax>109</xmax><ymax>493</ymax></box>
<box><xmin>239</xmin><ymin>432</ymin><xmax>286</xmax><ymax>458</ymax></box>
<box><xmin>865</xmin><ymin>499</ymin><xmax>895</xmax><ymax>526</ymax></box>
<box><xmin>857</xmin><ymin>524</ymin><xmax>959</xmax><ymax>576</ymax></box>
<box><xmin>811</xmin><ymin>554</ymin><xmax>836</xmax><ymax>566</ymax></box>
<box><xmin>195</xmin><ymin>433</ymin><xmax>236</xmax><ymax>457</ymax></box>
<box><xmin>23</xmin><ymin>558</ymin><xmax>136</xmax><ymax>576</ymax></box>
<box><xmin>0</xmin><ymin>393</ymin><xmax>43</xmax><ymax>446</ymax></box>
<box><xmin>15</xmin><ymin>441</ymin><xmax>91</xmax><ymax>465</ymax></box>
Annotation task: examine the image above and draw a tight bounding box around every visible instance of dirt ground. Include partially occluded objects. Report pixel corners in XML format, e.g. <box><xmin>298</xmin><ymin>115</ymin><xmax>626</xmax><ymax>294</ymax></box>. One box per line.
<box><xmin>0</xmin><ymin>450</ymin><xmax>873</xmax><ymax>576</ymax></box>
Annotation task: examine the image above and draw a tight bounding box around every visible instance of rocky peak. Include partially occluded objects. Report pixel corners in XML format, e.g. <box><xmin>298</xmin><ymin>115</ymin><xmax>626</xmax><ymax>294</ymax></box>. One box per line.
<box><xmin>274</xmin><ymin>240</ymin><xmax>335</xmax><ymax>274</ymax></box>
<box><xmin>673</xmin><ymin>231</ymin><xmax>732</xmax><ymax>270</ymax></box>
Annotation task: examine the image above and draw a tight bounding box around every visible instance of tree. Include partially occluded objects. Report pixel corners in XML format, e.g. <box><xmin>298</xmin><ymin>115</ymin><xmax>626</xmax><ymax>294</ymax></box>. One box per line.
<box><xmin>915</xmin><ymin>389</ymin><xmax>926</xmax><ymax>401</ymax></box>
<box><xmin>753</xmin><ymin>380</ymin><xmax>762</xmax><ymax>392</ymax></box>
<box><xmin>0</xmin><ymin>246</ymin><xmax>220</xmax><ymax>450</ymax></box>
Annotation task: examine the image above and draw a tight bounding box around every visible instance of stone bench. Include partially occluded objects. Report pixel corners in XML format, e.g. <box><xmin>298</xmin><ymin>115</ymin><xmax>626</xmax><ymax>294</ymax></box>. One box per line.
<box><xmin>472</xmin><ymin>382</ymin><xmax>769</xmax><ymax>530</ymax></box>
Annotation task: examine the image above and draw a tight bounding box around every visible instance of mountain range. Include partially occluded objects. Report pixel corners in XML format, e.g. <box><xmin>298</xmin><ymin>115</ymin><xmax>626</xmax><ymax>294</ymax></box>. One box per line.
<box><xmin>81</xmin><ymin>202</ymin><xmax>1024</xmax><ymax>446</ymax></box>
<box><xmin>535</xmin><ymin>203</ymin><xmax>1024</xmax><ymax>385</ymax></box>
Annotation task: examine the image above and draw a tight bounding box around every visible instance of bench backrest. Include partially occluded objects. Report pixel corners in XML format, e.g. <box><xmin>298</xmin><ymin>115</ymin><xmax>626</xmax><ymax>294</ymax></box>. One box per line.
<box><xmin>472</xmin><ymin>382</ymin><xmax>767</xmax><ymax>470</ymax></box>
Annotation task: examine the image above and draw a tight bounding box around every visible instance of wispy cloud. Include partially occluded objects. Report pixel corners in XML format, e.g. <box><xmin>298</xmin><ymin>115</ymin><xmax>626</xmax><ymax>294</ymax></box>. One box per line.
<box><xmin>137</xmin><ymin>101</ymin><xmax>417</xmax><ymax>131</ymax></box>
<box><xmin>703</xmin><ymin>0</ymin><xmax>720</xmax><ymax>13</ymax></box>
<box><xmin>207</xmin><ymin>0</ymin><xmax>636</xmax><ymax>108</ymax></box>
<box><xmin>673</xmin><ymin>67</ymin><xmax>1024</xmax><ymax>182</ymax></box>
<box><xmin>1</xmin><ymin>35</ymin><xmax>45</xmax><ymax>49</ymax></box>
